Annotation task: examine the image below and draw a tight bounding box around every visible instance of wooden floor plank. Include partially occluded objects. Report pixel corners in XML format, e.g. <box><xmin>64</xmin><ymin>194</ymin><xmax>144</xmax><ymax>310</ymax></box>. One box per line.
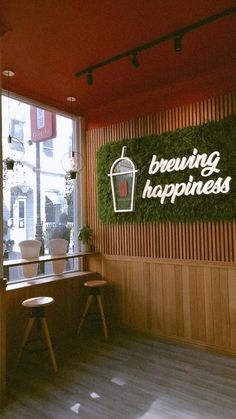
<box><xmin>2</xmin><ymin>329</ymin><xmax>236</xmax><ymax>418</ymax></box>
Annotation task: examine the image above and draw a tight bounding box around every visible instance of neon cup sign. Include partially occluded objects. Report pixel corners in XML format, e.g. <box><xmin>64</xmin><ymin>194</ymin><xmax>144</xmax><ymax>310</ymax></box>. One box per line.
<box><xmin>108</xmin><ymin>146</ymin><xmax>138</xmax><ymax>212</ymax></box>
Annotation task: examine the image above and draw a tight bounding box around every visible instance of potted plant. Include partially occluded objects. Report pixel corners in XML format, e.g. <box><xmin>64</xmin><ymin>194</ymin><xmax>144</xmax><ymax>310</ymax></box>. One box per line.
<box><xmin>78</xmin><ymin>225</ymin><xmax>93</xmax><ymax>252</ymax></box>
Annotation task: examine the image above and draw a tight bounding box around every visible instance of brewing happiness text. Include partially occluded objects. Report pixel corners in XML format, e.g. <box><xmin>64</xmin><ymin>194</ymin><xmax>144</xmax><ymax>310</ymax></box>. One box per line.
<box><xmin>142</xmin><ymin>148</ymin><xmax>231</xmax><ymax>204</ymax></box>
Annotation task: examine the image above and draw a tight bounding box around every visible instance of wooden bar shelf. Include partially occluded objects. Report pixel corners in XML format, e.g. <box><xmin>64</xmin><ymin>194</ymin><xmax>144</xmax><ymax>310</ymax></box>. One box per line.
<box><xmin>3</xmin><ymin>252</ymin><xmax>93</xmax><ymax>268</ymax></box>
<box><xmin>3</xmin><ymin>252</ymin><xmax>97</xmax><ymax>281</ymax></box>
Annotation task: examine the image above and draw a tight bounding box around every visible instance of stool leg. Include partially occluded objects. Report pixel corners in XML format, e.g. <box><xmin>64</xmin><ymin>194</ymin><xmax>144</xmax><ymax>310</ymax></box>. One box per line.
<box><xmin>97</xmin><ymin>295</ymin><xmax>108</xmax><ymax>339</ymax></box>
<box><xmin>41</xmin><ymin>318</ymin><xmax>58</xmax><ymax>373</ymax></box>
<box><xmin>17</xmin><ymin>317</ymin><xmax>35</xmax><ymax>363</ymax></box>
<box><xmin>77</xmin><ymin>294</ymin><xmax>93</xmax><ymax>335</ymax></box>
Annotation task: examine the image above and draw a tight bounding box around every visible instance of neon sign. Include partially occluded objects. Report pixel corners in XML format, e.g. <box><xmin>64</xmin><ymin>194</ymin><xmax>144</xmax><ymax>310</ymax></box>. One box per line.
<box><xmin>108</xmin><ymin>145</ymin><xmax>231</xmax><ymax>213</ymax></box>
<box><xmin>108</xmin><ymin>146</ymin><xmax>138</xmax><ymax>212</ymax></box>
<box><xmin>142</xmin><ymin>148</ymin><xmax>231</xmax><ymax>204</ymax></box>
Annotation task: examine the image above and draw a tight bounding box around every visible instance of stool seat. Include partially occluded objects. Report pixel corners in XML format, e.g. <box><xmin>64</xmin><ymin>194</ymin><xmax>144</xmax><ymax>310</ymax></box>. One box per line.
<box><xmin>84</xmin><ymin>280</ymin><xmax>107</xmax><ymax>288</ymax></box>
<box><xmin>22</xmin><ymin>296</ymin><xmax>54</xmax><ymax>308</ymax></box>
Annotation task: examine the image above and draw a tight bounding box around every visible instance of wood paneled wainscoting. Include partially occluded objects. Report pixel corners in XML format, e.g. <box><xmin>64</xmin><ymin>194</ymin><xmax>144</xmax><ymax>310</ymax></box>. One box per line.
<box><xmin>87</xmin><ymin>255</ymin><xmax>236</xmax><ymax>356</ymax></box>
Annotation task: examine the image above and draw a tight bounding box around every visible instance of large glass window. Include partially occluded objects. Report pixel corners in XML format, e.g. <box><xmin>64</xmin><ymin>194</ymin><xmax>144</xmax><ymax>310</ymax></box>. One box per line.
<box><xmin>2</xmin><ymin>95</ymin><xmax>78</xmax><ymax>282</ymax></box>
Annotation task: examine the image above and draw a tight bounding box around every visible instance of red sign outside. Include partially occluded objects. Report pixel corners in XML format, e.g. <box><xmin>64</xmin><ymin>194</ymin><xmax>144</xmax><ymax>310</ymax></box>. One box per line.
<box><xmin>30</xmin><ymin>106</ymin><xmax>57</xmax><ymax>142</ymax></box>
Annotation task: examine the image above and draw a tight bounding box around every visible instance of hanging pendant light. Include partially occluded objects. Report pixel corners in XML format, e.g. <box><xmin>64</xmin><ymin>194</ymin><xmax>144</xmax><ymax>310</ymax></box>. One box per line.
<box><xmin>61</xmin><ymin>96</ymin><xmax>84</xmax><ymax>179</ymax></box>
<box><xmin>2</xmin><ymin>69</ymin><xmax>25</xmax><ymax>170</ymax></box>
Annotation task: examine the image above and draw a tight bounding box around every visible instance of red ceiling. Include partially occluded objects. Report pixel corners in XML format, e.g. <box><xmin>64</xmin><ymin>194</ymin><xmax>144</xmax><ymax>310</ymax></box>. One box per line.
<box><xmin>1</xmin><ymin>1</ymin><xmax>236</xmax><ymax>126</ymax></box>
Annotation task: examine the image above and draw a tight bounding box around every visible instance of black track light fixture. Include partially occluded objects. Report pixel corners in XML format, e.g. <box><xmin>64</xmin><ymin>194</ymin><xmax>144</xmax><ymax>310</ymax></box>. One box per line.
<box><xmin>174</xmin><ymin>33</ymin><xmax>184</xmax><ymax>52</ymax></box>
<box><xmin>75</xmin><ymin>7</ymin><xmax>236</xmax><ymax>84</ymax></box>
<box><xmin>87</xmin><ymin>70</ymin><xmax>93</xmax><ymax>86</ymax></box>
<box><xmin>131</xmin><ymin>52</ymin><xmax>140</xmax><ymax>68</ymax></box>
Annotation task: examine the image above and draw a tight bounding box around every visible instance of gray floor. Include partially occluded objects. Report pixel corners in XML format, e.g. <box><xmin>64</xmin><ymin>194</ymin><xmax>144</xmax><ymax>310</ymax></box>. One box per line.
<box><xmin>2</xmin><ymin>327</ymin><xmax>236</xmax><ymax>419</ymax></box>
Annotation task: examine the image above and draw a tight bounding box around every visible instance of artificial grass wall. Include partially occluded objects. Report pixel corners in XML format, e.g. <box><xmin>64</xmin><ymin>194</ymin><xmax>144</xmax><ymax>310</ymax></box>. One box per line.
<box><xmin>97</xmin><ymin>116</ymin><xmax>236</xmax><ymax>223</ymax></box>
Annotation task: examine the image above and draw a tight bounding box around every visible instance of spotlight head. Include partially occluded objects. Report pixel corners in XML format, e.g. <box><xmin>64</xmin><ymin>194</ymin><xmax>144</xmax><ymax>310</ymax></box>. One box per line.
<box><xmin>131</xmin><ymin>53</ymin><xmax>140</xmax><ymax>68</ymax></box>
<box><xmin>67</xmin><ymin>96</ymin><xmax>77</xmax><ymax>103</ymax></box>
<box><xmin>87</xmin><ymin>70</ymin><xmax>93</xmax><ymax>86</ymax></box>
<box><xmin>174</xmin><ymin>33</ymin><xmax>183</xmax><ymax>52</ymax></box>
<box><xmin>2</xmin><ymin>69</ymin><xmax>15</xmax><ymax>77</ymax></box>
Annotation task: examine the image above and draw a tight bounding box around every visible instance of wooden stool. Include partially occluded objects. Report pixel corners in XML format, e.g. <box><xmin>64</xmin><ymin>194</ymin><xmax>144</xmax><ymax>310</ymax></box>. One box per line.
<box><xmin>18</xmin><ymin>296</ymin><xmax>58</xmax><ymax>372</ymax></box>
<box><xmin>77</xmin><ymin>280</ymin><xmax>108</xmax><ymax>339</ymax></box>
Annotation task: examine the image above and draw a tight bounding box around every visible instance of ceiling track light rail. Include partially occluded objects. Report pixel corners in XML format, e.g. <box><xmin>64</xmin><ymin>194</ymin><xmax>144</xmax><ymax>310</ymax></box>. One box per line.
<box><xmin>75</xmin><ymin>6</ymin><xmax>236</xmax><ymax>81</ymax></box>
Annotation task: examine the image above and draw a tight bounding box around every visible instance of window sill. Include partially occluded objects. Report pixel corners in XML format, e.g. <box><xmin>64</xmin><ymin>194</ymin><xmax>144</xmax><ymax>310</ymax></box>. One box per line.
<box><xmin>6</xmin><ymin>270</ymin><xmax>94</xmax><ymax>291</ymax></box>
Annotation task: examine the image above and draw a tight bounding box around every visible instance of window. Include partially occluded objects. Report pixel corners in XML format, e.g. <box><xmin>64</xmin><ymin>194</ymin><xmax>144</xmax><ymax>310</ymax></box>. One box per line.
<box><xmin>18</xmin><ymin>200</ymin><xmax>25</xmax><ymax>228</ymax></box>
<box><xmin>10</xmin><ymin>101</ymin><xmax>26</xmax><ymax>143</ymax></box>
<box><xmin>2</xmin><ymin>95</ymin><xmax>80</xmax><ymax>282</ymax></box>
<box><xmin>43</xmin><ymin>139</ymin><xmax>53</xmax><ymax>157</ymax></box>
<box><xmin>10</xmin><ymin>118</ymin><xmax>25</xmax><ymax>142</ymax></box>
<box><xmin>36</xmin><ymin>108</ymin><xmax>45</xmax><ymax>129</ymax></box>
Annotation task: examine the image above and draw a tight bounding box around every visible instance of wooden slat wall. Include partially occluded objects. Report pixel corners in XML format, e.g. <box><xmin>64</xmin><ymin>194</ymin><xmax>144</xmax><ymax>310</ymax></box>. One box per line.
<box><xmin>86</xmin><ymin>92</ymin><xmax>236</xmax><ymax>262</ymax></box>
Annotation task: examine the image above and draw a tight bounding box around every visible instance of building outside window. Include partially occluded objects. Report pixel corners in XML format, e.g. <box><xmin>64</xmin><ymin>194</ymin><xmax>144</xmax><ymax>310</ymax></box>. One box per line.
<box><xmin>2</xmin><ymin>95</ymin><xmax>79</xmax><ymax>282</ymax></box>
<box><xmin>43</xmin><ymin>138</ymin><xmax>53</xmax><ymax>158</ymax></box>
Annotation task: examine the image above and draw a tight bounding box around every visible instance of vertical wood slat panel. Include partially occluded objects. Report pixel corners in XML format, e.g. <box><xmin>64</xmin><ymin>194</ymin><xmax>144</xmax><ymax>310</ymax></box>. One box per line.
<box><xmin>86</xmin><ymin>92</ymin><xmax>236</xmax><ymax>262</ymax></box>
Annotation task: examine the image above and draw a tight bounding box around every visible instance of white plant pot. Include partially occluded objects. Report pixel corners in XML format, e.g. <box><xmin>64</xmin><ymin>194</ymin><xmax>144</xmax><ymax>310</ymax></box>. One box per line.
<box><xmin>49</xmin><ymin>238</ymin><xmax>68</xmax><ymax>274</ymax></box>
<box><xmin>19</xmin><ymin>240</ymin><xmax>41</xmax><ymax>278</ymax></box>
<box><xmin>80</xmin><ymin>243</ymin><xmax>90</xmax><ymax>253</ymax></box>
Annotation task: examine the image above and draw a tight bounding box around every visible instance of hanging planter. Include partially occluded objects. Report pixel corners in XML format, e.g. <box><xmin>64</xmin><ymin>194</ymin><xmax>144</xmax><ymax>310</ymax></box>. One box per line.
<box><xmin>61</xmin><ymin>150</ymin><xmax>84</xmax><ymax>180</ymax></box>
<box><xmin>5</xmin><ymin>157</ymin><xmax>15</xmax><ymax>170</ymax></box>
<box><xmin>61</xmin><ymin>96</ymin><xmax>84</xmax><ymax>180</ymax></box>
<box><xmin>3</xmin><ymin>134</ymin><xmax>25</xmax><ymax>171</ymax></box>
<box><xmin>2</xmin><ymin>70</ymin><xmax>25</xmax><ymax>170</ymax></box>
